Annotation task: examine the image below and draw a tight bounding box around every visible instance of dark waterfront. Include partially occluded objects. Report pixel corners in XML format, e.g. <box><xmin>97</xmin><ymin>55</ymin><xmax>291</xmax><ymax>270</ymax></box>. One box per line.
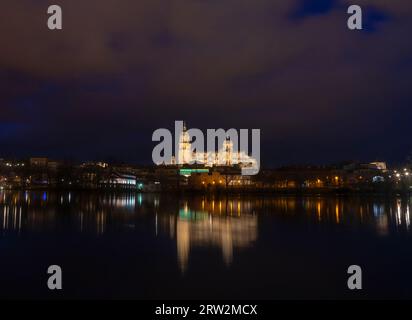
<box><xmin>1</xmin><ymin>190</ymin><xmax>412</xmax><ymax>299</ymax></box>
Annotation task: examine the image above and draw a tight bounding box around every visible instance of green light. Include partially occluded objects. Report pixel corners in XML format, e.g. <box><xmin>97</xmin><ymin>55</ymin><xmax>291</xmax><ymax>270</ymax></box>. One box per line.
<box><xmin>179</xmin><ymin>168</ymin><xmax>209</xmax><ymax>176</ymax></box>
<box><xmin>179</xmin><ymin>208</ymin><xmax>208</xmax><ymax>220</ymax></box>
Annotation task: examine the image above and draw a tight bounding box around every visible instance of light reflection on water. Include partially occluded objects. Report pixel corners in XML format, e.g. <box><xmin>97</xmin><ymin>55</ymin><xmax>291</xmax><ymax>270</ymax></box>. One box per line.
<box><xmin>167</xmin><ymin>201</ymin><xmax>257</xmax><ymax>272</ymax></box>
<box><xmin>1</xmin><ymin>191</ymin><xmax>412</xmax><ymax>272</ymax></box>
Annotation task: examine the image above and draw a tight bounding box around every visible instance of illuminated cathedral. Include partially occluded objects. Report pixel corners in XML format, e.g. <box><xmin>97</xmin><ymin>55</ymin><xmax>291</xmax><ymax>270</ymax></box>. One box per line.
<box><xmin>170</xmin><ymin>122</ymin><xmax>257</xmax><ymax>169</ymax></box>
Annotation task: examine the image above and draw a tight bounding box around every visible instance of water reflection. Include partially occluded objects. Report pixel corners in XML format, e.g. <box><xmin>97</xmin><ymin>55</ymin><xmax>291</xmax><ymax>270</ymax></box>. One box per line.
<box><xmin>1</xmin><ymin>191</ymin><xmax>412</xmax><ymax>273</ymax></box>
<box><xmin>160</xmin><ymin>200</ymin><xmax>258</xmax><ymax>272</ymax></box>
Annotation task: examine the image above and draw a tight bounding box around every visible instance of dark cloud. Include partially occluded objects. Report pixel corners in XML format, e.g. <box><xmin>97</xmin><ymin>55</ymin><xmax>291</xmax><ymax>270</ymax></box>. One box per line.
<box><xmin>290</xmin><ymin>0</ymin><xmax>339</xmax><ymax>19</ymax></box>
<box><xmin>363</xmin><ymin>6</ymin><xmax>391</xmax><ymax>32</ymax></box>
<box><xmin>0</xmin><ymin>1</ymin><xmax>411</xmax><ymax>165</ymax></box>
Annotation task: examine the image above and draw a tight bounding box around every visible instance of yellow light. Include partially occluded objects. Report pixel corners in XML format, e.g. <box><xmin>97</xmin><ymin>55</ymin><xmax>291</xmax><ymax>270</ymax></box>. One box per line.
<box><xmin>335</xmin><ymin>203</ymin><xmax>340</xmax><ymax>224</ymax></box>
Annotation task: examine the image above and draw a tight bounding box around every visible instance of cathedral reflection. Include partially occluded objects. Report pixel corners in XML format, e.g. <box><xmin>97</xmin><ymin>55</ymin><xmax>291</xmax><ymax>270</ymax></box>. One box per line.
<box><xmin>159</xmin><ymin>199</ymin><xmax>258</xmax><ymax>273</ymax></box>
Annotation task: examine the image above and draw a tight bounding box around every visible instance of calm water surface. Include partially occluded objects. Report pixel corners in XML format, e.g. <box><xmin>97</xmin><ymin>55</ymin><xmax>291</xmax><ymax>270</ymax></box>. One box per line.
<box><xmin>1</xmin><ymin>190</ymin><xmax>412</xmax><ymax>299</ymax></box>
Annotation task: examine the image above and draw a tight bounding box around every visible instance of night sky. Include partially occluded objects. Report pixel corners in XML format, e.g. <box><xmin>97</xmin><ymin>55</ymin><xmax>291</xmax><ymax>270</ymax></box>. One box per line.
<box><xmin>1</xmin><ymin>1</ymin><xmax>411</xmax><ymax>166</ymax></box>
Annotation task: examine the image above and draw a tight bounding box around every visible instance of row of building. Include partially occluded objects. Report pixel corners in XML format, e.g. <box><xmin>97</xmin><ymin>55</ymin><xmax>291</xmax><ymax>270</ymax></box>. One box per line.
<box><xmin>1</xmin><ymin>157</ymin><xmax>411</xmax><ymax>193</ymax></box>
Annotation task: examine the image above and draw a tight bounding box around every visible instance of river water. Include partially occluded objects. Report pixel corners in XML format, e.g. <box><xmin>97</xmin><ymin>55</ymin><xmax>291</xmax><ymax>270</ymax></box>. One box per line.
<box><xmin>1</xmin><ymin>190</ymin><xmax>411</xmax><ymax>299</ymax></box>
